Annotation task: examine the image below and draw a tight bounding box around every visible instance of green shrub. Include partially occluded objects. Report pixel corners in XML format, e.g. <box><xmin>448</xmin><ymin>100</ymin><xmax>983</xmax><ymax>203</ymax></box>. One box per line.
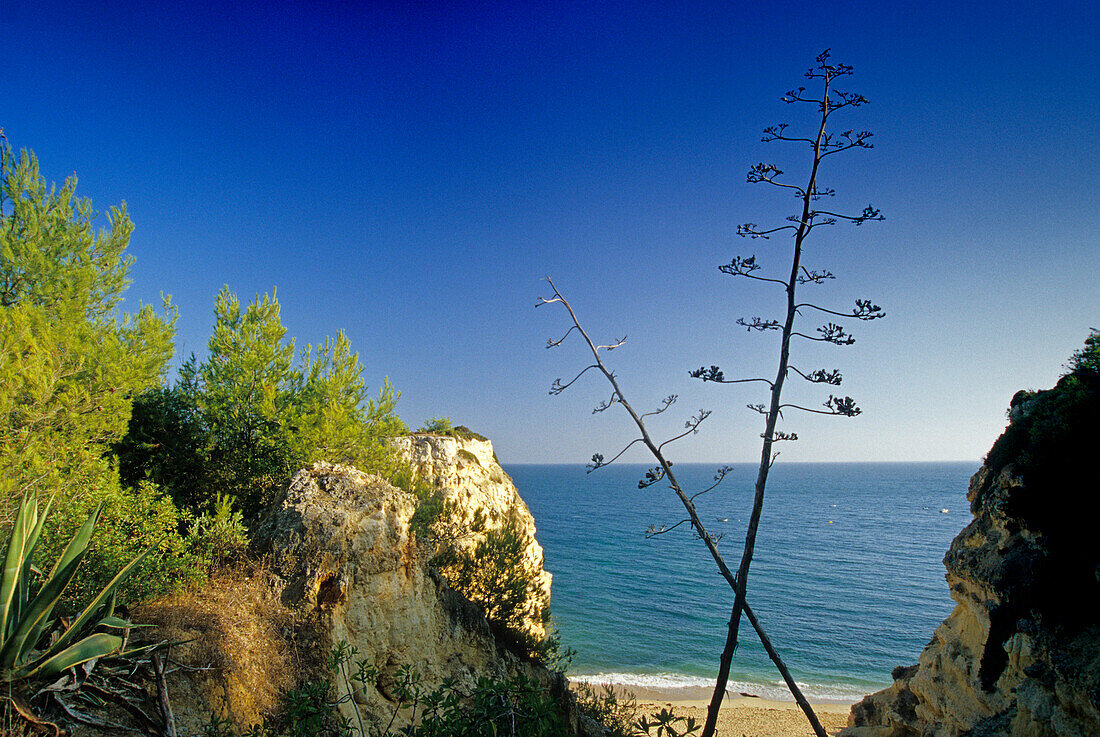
<box><xmin>417</xmin><ymin>417</ymin><xmax>455</xmax><ymax>435</ymax></box>
<box><xmin>38</xmin><ymin>480</ymin><xmax>205</xmax><ymax>609</ymax></box>
<box><xmin>202</xmin><ymin>644</ymin><xmax>567</xmax><ymax>737</ymax></box>
<box><xmin>430</xmin><ymin>518</ymin><xmax>549</xmax><ymax>654</ymax></box>
<box><xmin>575</xmin><ymin>685</ymin><xmax>641</xmax><ymax>737</ymax></box>
<box><xmin>189</xmin><ymin>493</ymin><xmax>250</xmax><ymax>570</ymax></box>
<box><xmin>413</xmin><ymin>420</ymin><xmax>489</xmax><ymax>443</ymax></box>
<box><xmin>118</xmin><ymin>289</ymin><xmax>409</xmax><ymax>519</ymax></box>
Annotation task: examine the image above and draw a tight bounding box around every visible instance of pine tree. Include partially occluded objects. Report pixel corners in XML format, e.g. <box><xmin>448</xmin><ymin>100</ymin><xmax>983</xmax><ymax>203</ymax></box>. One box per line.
<box><xmin>0</xmin><ymin>143</ymin><xmax>175</xmax><ymax>519</ymax></box>
<box><xmin>134</xmin><ymin>287</ymin><xmax>409</xmax><ymax>515</ymax></box>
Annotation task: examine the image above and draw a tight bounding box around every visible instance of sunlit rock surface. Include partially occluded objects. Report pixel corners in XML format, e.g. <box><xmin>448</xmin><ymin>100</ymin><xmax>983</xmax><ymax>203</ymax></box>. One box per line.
<box><xmin>253</xmin><ymin>461</ymin><xmax>574</xmax><ymax>733</ymax></box>
<box><xmin>390</xmin><ymin>432</ymin><xmax>553</xmax><ymax>642</ymax></box>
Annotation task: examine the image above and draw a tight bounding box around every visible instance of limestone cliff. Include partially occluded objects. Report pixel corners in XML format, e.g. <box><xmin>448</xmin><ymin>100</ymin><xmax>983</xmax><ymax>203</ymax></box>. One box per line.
<box><xmin>390</xmin><ymin>432</ymin><xmax>553</xmax><ymax>643</ymax></box>
<box><xmin>145</xmin><ymin>438</ymin><xmax>576</xmax><ymax>734</ymax></box>
<box><xmin>249</xmin><ymin>461</ymin><xmax>576</xmax><ymax>734</ymax></box>
<box><xmin>844</xmin><ymin>370</ymin><xmax>1100</xmax><ymax>737</ymax></box>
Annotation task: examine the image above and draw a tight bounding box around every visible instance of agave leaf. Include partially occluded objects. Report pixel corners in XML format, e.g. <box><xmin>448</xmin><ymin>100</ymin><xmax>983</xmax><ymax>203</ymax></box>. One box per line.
<box><xmin>114</xmin><ymin>639</ymin><xmax>171</xmax><ymax>660</ymax></box>
<box><xmin>0</xmin><ymin>493</ymin><xmax>35</xmax><ymax>647</ymax></box>
<box><xmin>18</xmin><ymin>632</ymin><xmax>123</xmax><ymax>681</ymax></box>
<box><xmin>0</xmin><ymin>502</ymin><xmax>105</xmax><ymax>669</ymax></box>
<box><xmin>0</xmin><ymin>549</ymin><xmax>89</xmax><ymax>669</ymax></box>
<box><xmin>45</xmin><ymin>503</ymin><xmax>103</xmax><ymax>581</ymax></box>
<box><xmin>49</xmin><ymin>546</ymin><xmax>152</xmax><ymax>656</ymax></box>
<box><xmin>21</xmin><ymin>495</ymin><xmax>54</xmax><ymax>578</ymax></box>
<box><xmin>15</xmin><ymin>495</ymin><xmax>55</xmax><ymax>645</ymax></box>
<box><xmin>98</xmin><ymin>616</ymin><xmax>153</xmax><ymax>629</ymax></box>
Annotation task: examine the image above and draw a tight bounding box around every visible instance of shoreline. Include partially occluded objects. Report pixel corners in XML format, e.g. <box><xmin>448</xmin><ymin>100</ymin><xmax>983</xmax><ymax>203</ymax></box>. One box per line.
<box><xmin>571</xmin><ymin>681</ymin><xmax>857</xmax><ymax>737</ymax></box>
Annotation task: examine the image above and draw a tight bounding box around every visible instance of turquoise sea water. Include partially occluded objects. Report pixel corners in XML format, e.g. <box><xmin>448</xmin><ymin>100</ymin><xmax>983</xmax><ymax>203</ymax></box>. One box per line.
<box><xmin>506</xmin><ymin>462</ymin><xmax>976</xmax><ymax>702</ymax></box>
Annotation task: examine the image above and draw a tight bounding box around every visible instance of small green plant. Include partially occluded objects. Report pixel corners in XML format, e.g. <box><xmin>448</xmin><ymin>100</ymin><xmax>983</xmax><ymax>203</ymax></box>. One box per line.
<box><xmin>575</xmin><ymin>684</ymin><xmax>641</xmax><ymax>737</ymax></box>
<box><xmin>189</xmin><ymin>493</ymin><xmax>250</xmax><ymax>570</ymax></box>
<box><xmin>417</xmin><ymin>417</ymin><xmax>455</xmax><ymax>435</ymax></box>
<box><xmin>574</xmin><ymin>686</ymin><xmax>704</xmax><ymax>737</ymax></box>
<box><xmin>0</xmin><ymin>492</ymin><xmax>149</xmax><ymax>686</ymax></box>
<box><xmin>635</xmin><ymin>707</ymin><xmax>700</xmax><ymax>737</ymax></box>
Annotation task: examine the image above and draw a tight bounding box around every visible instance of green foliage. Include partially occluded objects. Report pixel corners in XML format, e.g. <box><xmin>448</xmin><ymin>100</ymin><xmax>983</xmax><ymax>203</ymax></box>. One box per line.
<box><xmin>38</xmin><ymin>480</ymin><xmax>206</xmax><ymax>609</ymax></box>
<box><xmin>1067</xmin><ymin>328</ymin><xmax>1100</xmax><ymax>374</ymax></box>
<box><xmin>189</xmin><ymin>493</ymin><xmax>251</xmax><ymax>571</ymax></box>
<box><xmin>978</xmin><ymin>331</ymin><xmax>1100</xmax><ymax>626</ymax></box>
<box><xmin>0</xmin><ymin>492</ymin><xmax>148</xmax><ymax>684</ymax></box>
<box><xmin>295</xmin><ymin>334</ymin><xmax>407</xmax><ymax>475</ymax></box>
<box><xmin>186</xmin><ymin>287</ymin><xmax>299</xmax><ymax>514</ymax></box>
<box><xmin>202</xmin><ymin>643</ymin><xmax>567</xmax><ymax>737</ymax></box>
<box><xmin>409</xmin><ymin>673</ymin><xmax>564</xmax><ymax>737</ymax></box>
<box><xmin>120</xmin><ymin>287</ymin><xmax>409</xmax><ymax>517</ymax></box>
<box><xmin>412</xmin><ymin>494</ymin><xmax>486</xmax><ymax>551</ymax></box>
<box><xmin>115</xmin><ymin>385</ymin><xmax>209</xmax><ymax>510</ymax></box>
<box><xmin>0</xmin><ymin>145</ymin><xmax>175</xmax><ymax>519</ymax></box>
<box><xmin>985</xmin><ymin>331</ymin><xmax>1100</xmax><ymax>489</ymax></box>
<box><xmin>0</xmin><ymin>143</ymin><xmax>192</xmax><ymax>609</ymax></box>
<box><xmin>574</xmin><ymin>685</ymin><xmax>701</xmax><ymax>737</ymax></box>
<box><xmin>431</xmin><ymin>518</ymin><xmax>549</xmax><ymax>654</ymax></box>
<box><xmin>417</xmin><ymin>417</ymin><xmax>454</xmax><ymax>435</ymax></box>
<box><xmin>635</xmin><ymin>708</ymin><xmax>700</xmax><ymax>737</ymax></box>
<box><xmin>414</xmin><ymin>420</ymin><xmax>489</xmax><ymax>443</ymax></box>
<box><xmin>202</xmin><ymin>642</ymin><xmax>703</xmax><ymax>737</ymax></box>
<box><xmin>575</xmin><ymin>684</ymin><xmax>641</xmax><ymax>737</ymax></box>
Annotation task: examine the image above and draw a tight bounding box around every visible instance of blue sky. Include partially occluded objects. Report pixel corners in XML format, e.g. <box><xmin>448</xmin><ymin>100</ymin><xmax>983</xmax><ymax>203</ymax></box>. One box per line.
<box><xmin>3</xmin><ymin>1</ymin><xmax>1097</xmax><ymax>464</ymax></box>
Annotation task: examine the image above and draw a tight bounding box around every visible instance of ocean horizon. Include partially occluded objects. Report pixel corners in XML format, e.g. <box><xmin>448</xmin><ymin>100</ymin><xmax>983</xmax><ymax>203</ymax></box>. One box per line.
<box><xmin>506</xmin><ymin>461</ymin><xmax>978</xmax><ymax>703</ymax></box>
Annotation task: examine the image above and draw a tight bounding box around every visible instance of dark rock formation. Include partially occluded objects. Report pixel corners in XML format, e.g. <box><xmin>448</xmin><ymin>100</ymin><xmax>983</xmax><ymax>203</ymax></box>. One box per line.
<box><xmin>844</xmin><ymin>368</ymin><xmax>1100</xmax><ymax>737</ymax></box>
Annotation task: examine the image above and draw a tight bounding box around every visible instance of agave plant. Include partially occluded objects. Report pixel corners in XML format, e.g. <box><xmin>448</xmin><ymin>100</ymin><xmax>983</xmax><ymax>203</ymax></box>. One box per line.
<box><xmin>0</xmin><ymin>491</ymin><xmax>150</xmax><ymax>683</ymax></box>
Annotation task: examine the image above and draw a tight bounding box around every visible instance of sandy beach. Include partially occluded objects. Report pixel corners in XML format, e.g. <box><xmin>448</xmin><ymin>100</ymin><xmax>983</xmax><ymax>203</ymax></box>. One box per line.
<box><xmin>647</xmin><ymin>696</ymin><xmax>851</xmax><ymax>737</ymax></box>
<box><xmin>574</xmin><ymin>683</ymin><xmax>854</xmax><ymax>737</ymax></box>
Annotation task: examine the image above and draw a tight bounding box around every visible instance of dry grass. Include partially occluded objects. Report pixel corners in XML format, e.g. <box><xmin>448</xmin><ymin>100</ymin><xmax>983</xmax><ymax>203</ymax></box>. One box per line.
<box><xmin>134</xmin><ymin>559</ymin><xmax>297</xmax><ymax>728</ymax></box>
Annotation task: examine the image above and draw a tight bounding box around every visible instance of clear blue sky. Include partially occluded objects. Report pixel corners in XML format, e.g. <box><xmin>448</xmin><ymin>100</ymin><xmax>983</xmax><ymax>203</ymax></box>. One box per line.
<box><xmin>4</xmin><ymin>1</ymin><xmax>1097</xmax><ymax>464</ymax></box>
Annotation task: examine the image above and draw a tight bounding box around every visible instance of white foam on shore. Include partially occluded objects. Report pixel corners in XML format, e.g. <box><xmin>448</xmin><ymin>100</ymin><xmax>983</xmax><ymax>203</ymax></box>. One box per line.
<box><xmin>568</xmin><ymin>672</ymin><xmax>868</xmax><ymax>704</ymax></box>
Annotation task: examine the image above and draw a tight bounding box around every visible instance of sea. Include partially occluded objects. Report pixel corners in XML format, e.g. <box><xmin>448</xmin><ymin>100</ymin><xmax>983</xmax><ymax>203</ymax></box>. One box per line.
<box><xmin>505</xmin><ymin>462</ymin><xmax>977</xmax><ymax>704</ymax></box>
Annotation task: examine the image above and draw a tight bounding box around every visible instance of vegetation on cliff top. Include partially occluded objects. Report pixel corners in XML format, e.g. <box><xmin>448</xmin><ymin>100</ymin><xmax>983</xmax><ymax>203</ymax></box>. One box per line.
<box><xmin>984</xmin><ymin>328</ymin><xmax>1100</xmax><ymax>494</ymax></box>
<box><xmin>979</xmin><ymin>329</ymin><xmax>1100</xmax><ymax>627</ymax></box>
<box><xmin>1</xmin><ymin>140</ymin><xmax>413</xmax><ymax>610</ymax></box>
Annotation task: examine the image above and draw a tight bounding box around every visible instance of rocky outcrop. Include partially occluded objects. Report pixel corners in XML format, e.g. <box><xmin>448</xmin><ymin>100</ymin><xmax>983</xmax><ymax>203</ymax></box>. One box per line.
<box><xmin>390</xmin><ymin>432</ymin><xmax>552</xmax><ymax>643</ymax></box>
<box><xmin>844</xmin><ymin>371</ymin><xmax>1100</xmax><ymax>737</ymax></box>
<box><xmin>249</xmin><ymin>461</ymin><xmax>576</xmax><ymax>734</ymax></box>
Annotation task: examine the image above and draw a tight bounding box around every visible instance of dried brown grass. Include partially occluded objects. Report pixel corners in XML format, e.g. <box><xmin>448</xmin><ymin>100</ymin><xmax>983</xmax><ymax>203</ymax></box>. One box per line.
<box><xmin>134</xmin><ymin>558</ymin><xmax>297</xmax><ymax>729</ymax></box>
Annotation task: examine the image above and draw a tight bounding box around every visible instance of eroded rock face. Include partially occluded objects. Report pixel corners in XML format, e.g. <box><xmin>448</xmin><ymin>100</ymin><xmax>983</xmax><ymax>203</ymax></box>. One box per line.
<box><xmin>844</xmin><ymin>374</ymin><xmax>1100</xmax><ymax>737</ymax></box>
<box><xmin>252</xmin><ymin>461</ymin><xmax>573</xmax><ymax>734</ymax></box>
<box><xmin>390</xmin><ymin>433</ymin><xmax>553</xmax><ymax>642</ymax></box>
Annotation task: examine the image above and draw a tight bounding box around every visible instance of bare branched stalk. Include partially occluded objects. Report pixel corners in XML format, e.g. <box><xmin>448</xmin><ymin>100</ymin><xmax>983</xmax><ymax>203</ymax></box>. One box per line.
<box><xmin>698</xmin><ymin>50</ymin><xmax>882</xmax><ymax>737</ymax></box>
<box><xmin>537</xmin><ymin>278</ymin><xmax>827</xmax><ymax>737</ymax></box>
<box><xmin>540</xmin><ymin>50</ymin><xmax>882</xmax><ymax>737</ymax></box>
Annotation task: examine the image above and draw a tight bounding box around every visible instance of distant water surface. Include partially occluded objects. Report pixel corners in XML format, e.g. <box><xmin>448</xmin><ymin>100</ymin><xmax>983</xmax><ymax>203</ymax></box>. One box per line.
<box><xmin>506</xmin><ymin>462</ymin><xmax>976</xmax><ymax>702</ymax></box>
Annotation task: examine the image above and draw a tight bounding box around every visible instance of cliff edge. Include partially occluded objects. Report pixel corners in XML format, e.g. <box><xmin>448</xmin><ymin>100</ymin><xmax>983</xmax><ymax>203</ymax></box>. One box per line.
<box><xmin>390</xmin><ymin>432</ymin><xmax>553</xmax><ymax>643</ymax></box>
<box><xmin>844</xmin><ymin>367</ymin><xmax>1100</xmax><ymax>737</ymax></box>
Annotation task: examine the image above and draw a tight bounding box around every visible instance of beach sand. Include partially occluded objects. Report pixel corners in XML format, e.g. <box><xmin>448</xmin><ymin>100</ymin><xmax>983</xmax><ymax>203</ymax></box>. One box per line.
<box><xmin>646</xmin><ymin>697</ymin><xmax>851</xmax><ymax>737</ymax></box>
<box><xmin>574</xmin><ymin>684</ymin><xmax>854</xmax><ymax>737</ymax></box>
